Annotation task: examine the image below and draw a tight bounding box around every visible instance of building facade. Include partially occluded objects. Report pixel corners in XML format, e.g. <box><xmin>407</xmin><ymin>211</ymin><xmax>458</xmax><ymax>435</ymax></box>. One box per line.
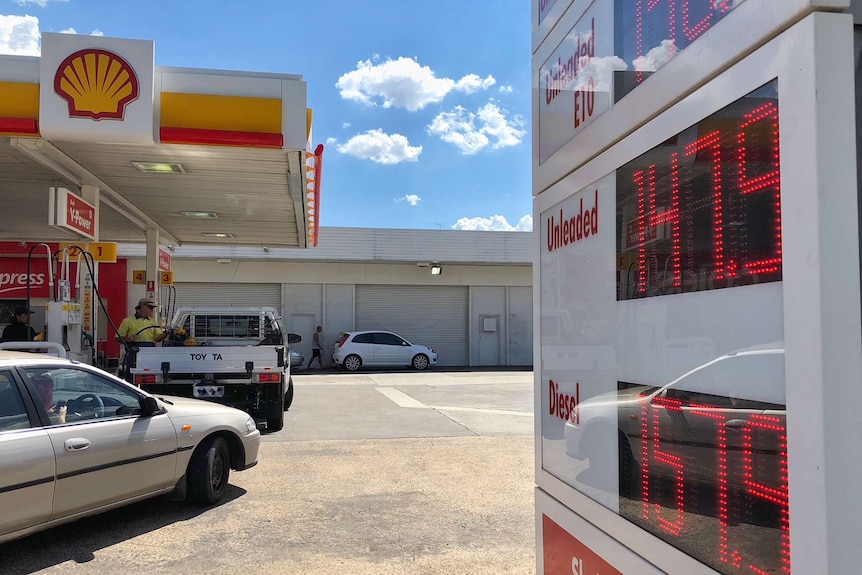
<box><xmin>118</xmin><ymin>226</ymin><xmax>534</xmax><ymax>368</ymax></box>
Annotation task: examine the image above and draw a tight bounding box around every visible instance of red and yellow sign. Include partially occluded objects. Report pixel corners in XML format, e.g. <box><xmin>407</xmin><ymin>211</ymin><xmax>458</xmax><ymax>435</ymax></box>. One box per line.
<box><xmin>159</xmin><ymin>92</ymin><xmax>283</xmax><ymax>148</ymax></box>
<box><xmin>54</xmin><ymin>49</ymin><xmax>140</xmax><ymax>121</ymax></box>
<box><xmin>0</xmin><ymin>81</ymin><xmax>39</xmax><ymax>135</ymax></box>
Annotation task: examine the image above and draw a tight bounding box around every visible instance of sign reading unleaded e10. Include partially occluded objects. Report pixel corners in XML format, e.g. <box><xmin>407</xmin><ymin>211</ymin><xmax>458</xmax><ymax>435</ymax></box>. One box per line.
<box><xmin>537</xmin><ymin>0</ymin><xmax>748</xmax><ymax>163</ymax></box>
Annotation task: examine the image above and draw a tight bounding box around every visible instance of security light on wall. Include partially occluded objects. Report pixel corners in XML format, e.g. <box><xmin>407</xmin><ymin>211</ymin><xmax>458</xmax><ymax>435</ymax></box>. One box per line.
<box><xmin>430</xmin><ymin>264</ymin><xmax>443</xmax><ymax>275</ymax></box>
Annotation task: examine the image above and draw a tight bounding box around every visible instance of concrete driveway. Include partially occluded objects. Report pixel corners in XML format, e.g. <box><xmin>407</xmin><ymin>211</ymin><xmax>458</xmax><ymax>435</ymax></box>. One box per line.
<box><xmin>2</xmin><ymin>369</ymin><xmax>537</xmax><ymax>575</ymax></box>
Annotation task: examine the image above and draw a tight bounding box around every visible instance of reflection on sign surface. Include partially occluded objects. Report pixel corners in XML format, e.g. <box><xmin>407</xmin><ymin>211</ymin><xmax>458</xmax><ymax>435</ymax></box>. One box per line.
<box><xmin>617</xmin><ymin>348</ymin><xmax>789</xmax><ymax>574</ymax></box>
<box><xmin>614</xmin><ymin>0</ymin><xmax>748</xmax><ymax>101</ymax></box>
<box><xmin>616</xmin><ymin>80</ymin><xmax>781</xmax><ymax>301</ymax></box>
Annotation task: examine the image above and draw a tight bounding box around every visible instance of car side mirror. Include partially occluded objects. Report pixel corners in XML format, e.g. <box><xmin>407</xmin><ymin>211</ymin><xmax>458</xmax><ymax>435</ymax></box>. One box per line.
<box><xmin>140</xmin><ymin>396</ymin><xmax>161</xmax><ymax>417</ymax></box>
<box><xmin>287</xmin><ymin>333</ymin><xmax>302</xmax><ymax>344</ymax></box>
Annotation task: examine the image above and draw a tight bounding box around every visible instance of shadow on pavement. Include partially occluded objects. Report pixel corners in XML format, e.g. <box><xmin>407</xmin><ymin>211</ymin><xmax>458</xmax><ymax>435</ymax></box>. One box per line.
<box><xmin>293</xmin><ymin>365</ymin><xmax>533</xmax><ymax>375</ymax></box>
<box><xmin>0</xmin><ymin>485</ymin><xmax>247</xmax><ymax>575</ymax></box>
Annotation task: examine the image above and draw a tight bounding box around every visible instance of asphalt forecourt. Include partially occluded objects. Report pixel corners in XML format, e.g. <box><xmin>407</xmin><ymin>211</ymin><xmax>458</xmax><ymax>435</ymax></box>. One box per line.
<box><xmin>1</xmin><ymin>369</ymin><xmax>537</xmax><ymax>575</ymax></box>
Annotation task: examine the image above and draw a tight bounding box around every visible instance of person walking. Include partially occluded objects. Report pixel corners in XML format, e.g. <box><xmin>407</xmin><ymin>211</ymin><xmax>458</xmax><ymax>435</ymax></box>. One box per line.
<box><xmin>1</xmin><ymin>306</ymin><xmax>38</xmax><ymax>343</ymax></box>
<box><xmin>309</xmin><ymin>325</ymin><xmax>325</xmax><ymax>369</ymax></box>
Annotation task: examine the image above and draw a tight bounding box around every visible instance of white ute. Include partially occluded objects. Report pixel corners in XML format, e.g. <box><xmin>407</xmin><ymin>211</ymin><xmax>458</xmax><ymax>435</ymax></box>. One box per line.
<box><xmin>126</xmin><ymin>306</ymin><xmax>298</xmax><ymax>432</ymax></box>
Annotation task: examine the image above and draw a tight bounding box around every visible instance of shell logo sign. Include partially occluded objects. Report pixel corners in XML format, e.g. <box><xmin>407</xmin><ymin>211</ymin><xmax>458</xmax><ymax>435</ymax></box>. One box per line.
<box><xmin>54</xmin><ymin>49</ymin><xmax>140</xmax><ymax>121</ymax></box>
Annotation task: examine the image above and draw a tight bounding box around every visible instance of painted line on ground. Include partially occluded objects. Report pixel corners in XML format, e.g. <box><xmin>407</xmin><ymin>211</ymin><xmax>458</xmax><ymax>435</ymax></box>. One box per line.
<box><xmin>375</xmin><ymin>387</ymin><xmax>430</xmax><ymax>409</ymax></box>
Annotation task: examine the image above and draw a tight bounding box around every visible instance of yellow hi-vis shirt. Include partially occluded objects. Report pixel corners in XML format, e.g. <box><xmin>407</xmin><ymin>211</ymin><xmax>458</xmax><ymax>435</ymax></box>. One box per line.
<box><xmin>117</xmin><ymin>316</ymin><xmax>162</xmax><ymax>343</ymax></box>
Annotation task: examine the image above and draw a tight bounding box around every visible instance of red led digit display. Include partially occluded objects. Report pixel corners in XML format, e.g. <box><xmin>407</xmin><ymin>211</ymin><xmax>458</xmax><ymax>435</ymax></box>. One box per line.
<box><xmin>617</xmin><ymin>81</ymin><xmax>781</xmax><ymax>300</ymax></box>
<box><xmin>621</xmin><ymin>389</ymin><xmax>790</xmax><ymax>575</ymax></box>
<box><xmin>613</xmin><ymin>81</ymin><xmax>788</xmax><ymax>575</ymax></box>
<box><xmin>615</xmin><ymin>0</ymin><xmax>745</xmax><ymax>101</ymax></box>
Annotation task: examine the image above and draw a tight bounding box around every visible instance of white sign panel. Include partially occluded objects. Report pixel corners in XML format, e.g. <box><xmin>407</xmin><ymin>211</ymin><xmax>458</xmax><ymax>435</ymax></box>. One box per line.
<box><xmin>540</xmin><ymin>173</ymin><xmax>619</xmax><ymax>510</ymax></box>
<box><xmin>49</xmin><ymin>187</ymin><xmax>96</xmax><ymax>240</ymax></box>
<box><xmin>538</xmin><ymin>0</ymin><xmax>618</xmax><ymax>163</ymax></box>
<box><xmin>40</xmin><ymin>32</ymin><xmax>154</xmax><ymax>144</ymax></box>
<box><xmin>538</xmin><ymin>0</ymin><xmax>560</xmax><ymax>24</ymax></box>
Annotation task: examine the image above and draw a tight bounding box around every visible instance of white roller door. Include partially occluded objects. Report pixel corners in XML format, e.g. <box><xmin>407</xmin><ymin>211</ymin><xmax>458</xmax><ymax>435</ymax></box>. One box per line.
<box><xmin>355</xmin><ymin>285</ymin><xmax>468</xmax><ymax>366</ymax></box>
<box><xmin>169</xmin><ymin>283</ymin><xmax>282</xmax><ymax>315</ymax></box>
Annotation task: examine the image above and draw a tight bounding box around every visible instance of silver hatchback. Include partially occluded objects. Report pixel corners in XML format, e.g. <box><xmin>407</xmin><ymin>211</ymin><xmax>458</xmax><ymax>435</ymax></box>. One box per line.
<box><xmin>0</xmin><ymin>351</ymin><xmax>261</xmax><ymax>544</ymax></box>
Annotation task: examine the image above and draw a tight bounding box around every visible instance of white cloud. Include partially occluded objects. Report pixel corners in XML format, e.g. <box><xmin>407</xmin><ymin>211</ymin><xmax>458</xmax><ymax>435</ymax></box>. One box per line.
<box><xmin>427</xmin><ymin>101</ymin><xmax>526</xmax><ymax>155</ymax></box>
<box><xmin>336</xmin><ymin>56</ymin><xmax>495</xmax><ymax>112</ymax></box>
<box><xmin>342</xmin><ymin>122</ymin><xmax>351</xmax><ymax>129</ymax></box>
<box><xmin>335</xmin><ymin>129</ymin><xmax>422</xmax><ymax>164</ymax></box>
<box><xmin>325</xmin><ymin>137</ymin><xmax>337</xmax><ymax>145</ymax></box>
<box><xmin>397</xmin><ymin>194</ymin><xmax>422</xmax><ymax>206</ymax></box>
<box><xmin>454</xmin><ymin>73</ymin><xmax>496</xmax><ymax>94</ymax></box>
<box><xmin>0</xmin><ymin>17</ymin><xmax>105</xmax><ymax>57</ymax></box>
<box><xmin>0</xmin><ymin>14</ymin><xmax>40</xmax><ymax>56</ymax></box>
<box><xmin>60</xmin><ymin>27</ymin><xmax>106</xmax><ymax>36</ymax></box>
<box><xmin>13</xmin><ymin>0</ymin><xmax>68</xmax><ymax>6</ymax></box>
<box><xmin>498</xmin><ymin>84</ymin><xmax>514</xmax><ymax>94</ymax></box>
<box><xmin>633</xmin><ymin>39</ymin><xmax>676</xmax><ymax>72</ymax></box>
<box><xmin>452</xmin><ymin>214</ymin><xmax>533</xmax><ymax>232</ymax></box>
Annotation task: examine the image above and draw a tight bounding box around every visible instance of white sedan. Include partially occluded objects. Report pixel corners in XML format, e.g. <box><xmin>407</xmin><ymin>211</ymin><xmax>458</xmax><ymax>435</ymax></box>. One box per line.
<box><xmin>332</xmin><ymin>330</ymin><xmax>438</xmax><ymax>371</ymax></box>
<box><xmin>0</xmin><ymin>350</ymin><xmax>260</xmax><ymax>544</ymax></box>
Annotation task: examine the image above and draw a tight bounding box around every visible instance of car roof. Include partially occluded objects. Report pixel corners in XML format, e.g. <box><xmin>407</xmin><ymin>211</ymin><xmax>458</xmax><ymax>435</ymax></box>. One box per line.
<box><xmin>347</xmin><ymin>330</ymin><xmax>399</xmax><ymax>336</ymax></box>
<box><xmin>0</xmin><ymin>350</ymin><xmax>72</xmax><ymax>366</ymax></box>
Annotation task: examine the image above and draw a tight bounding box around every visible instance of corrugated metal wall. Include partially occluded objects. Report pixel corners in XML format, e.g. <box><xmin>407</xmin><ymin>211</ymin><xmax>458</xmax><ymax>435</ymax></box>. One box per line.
<box><xmin>170</xmin><ymin>283</ymin><xmax>282</xmax><ymax>315</ymax></box>
<box><xmin>355</xmin><ymin>285</ymin><xmax>468</xmax><ymax>366</ymax></box>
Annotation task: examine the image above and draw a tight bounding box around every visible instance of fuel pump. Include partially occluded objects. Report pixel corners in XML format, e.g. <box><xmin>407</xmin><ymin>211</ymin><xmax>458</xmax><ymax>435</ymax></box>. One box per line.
<box><xmin>44</xmin><ymin>245</ymin><xmax>92</xmax><ymax>364</ymax></box>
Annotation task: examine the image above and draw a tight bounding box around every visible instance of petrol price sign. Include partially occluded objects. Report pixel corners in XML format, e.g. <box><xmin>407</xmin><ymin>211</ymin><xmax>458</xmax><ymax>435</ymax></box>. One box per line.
<box><xmin>534</xmin><ymin>2</ymin><xmax>862</xmax><ymax>575</ymax></box>
<box><xmin>539</xmin><ymin>78</ymin><xmax>787</xmax><ymax>574</ymax></box>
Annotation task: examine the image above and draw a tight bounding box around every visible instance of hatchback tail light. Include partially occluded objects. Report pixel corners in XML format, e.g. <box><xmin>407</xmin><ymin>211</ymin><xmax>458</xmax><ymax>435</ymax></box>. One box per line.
<box><xmin>338</xmin><ymin>334</ymin><xmax>349</xmax><ymax>348</ymax></box>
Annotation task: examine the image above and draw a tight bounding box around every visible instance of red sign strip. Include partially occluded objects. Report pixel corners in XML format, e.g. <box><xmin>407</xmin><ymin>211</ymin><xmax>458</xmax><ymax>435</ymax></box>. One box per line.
<box><xmin>0</xmin><ymin>117</ymin><xmax>38</xmax><ymax>135</ymax></box>
<box><xmin>160</xmin><ymin>127</ymin><xmax>283</xmax><ymax>148</ymax></box>
<box><xmin>543</xmin><ymin>515</ymin><xmax>623</xmax><ymax>575</ymax></box>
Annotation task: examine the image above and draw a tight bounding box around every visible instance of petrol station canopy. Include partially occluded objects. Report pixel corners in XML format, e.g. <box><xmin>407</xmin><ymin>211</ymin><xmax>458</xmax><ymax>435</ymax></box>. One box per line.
<box><xmin>0</xmin><ymin>32</ymin><xmax>321</xmax><ymax>249</ymax></box>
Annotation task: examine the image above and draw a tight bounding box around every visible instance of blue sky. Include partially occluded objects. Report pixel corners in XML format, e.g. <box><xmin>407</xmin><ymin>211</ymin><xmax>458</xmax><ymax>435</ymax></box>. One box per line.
<box><xmin>0</xmin><ymin>0</ymin><xmax>533</xmax><ymax>232</ymax></box>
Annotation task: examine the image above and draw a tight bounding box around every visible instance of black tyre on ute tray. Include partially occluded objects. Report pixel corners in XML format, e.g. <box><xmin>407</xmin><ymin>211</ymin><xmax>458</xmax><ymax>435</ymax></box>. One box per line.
<box><xmin>188</xmin><ymin>436</ymin><xmax>230</xmax><ymax>505</ymax></box>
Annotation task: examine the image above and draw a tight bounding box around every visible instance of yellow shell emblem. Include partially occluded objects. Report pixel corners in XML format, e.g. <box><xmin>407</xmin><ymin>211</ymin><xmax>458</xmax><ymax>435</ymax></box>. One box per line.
<box><xmin>54</xmin><ymin>49</ymin><xmax>140</xmax><ymax>120</ymax></box>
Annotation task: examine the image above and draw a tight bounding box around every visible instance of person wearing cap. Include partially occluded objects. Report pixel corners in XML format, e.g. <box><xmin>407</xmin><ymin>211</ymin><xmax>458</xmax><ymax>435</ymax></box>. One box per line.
<box><xmin>115</xmin><ymin>297</ymin><xmax>167</xmax><ymax>347</ymax></box>
<box><xmin>1</xmin><ymin>306</ymin><xmax>38</xmax><ymax>343</ymax></box>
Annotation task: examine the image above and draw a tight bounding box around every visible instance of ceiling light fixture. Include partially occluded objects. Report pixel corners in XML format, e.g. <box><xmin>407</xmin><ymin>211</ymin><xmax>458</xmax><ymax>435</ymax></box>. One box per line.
<box><xmin>181</xmin><ymin>211</ymin><xmax>219</xmax><ymax>219</ymax></box>
<box><xmin>202</xmin><ymin>232</ymin><xmax>235</xmax><ymax>239</ymax></box>
<box><xmin>132</xmin><ymin>161</ymin><xmax>186</xmax><ymax>174</ymax></box>
<box><xmin>430</xmin><ymin>264</ymin><xmax>443</xmax><ymax>275</ymax></box>
<box><xmin>216</xmin><ymin>258</ymin><xmax>232</xmax><ymax>264</ymax></box>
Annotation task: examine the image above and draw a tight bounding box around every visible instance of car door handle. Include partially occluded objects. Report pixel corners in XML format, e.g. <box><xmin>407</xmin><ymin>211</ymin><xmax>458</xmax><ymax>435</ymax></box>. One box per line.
<box><xmin>724</xmin><ymin>419</ymin><xmax>747</xmax><ymax>429</ymax></box>
<box><xmin>64</xmin><ymin>438</ymin><xmax>91</xmax><ymax>452</ymax></box>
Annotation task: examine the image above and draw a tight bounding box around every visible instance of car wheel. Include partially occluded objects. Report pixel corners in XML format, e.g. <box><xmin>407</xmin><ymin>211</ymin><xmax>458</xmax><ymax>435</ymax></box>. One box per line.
<box><xmin>344</xmin><ymin>354</ymin><xmax>362</xmax><ymax>372</ymax></box>
<box><xmin>266</xmin><ymin>407</ymin><xmax>284</xmax><ymax>431</ymax></box>
<box><xmin>412</xmin><ymin>354</ymin><xmax>430</xmax><ymax>370</ymax></box>
<box><xmin>283</xmin><ymin>377</ymin><xmax>294</xmax><ymax>411</ymax></box>
<box><xmin>188</xmin><ymin>436</ymin><xmax>230</xmax><ymax>505</ymax></box>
